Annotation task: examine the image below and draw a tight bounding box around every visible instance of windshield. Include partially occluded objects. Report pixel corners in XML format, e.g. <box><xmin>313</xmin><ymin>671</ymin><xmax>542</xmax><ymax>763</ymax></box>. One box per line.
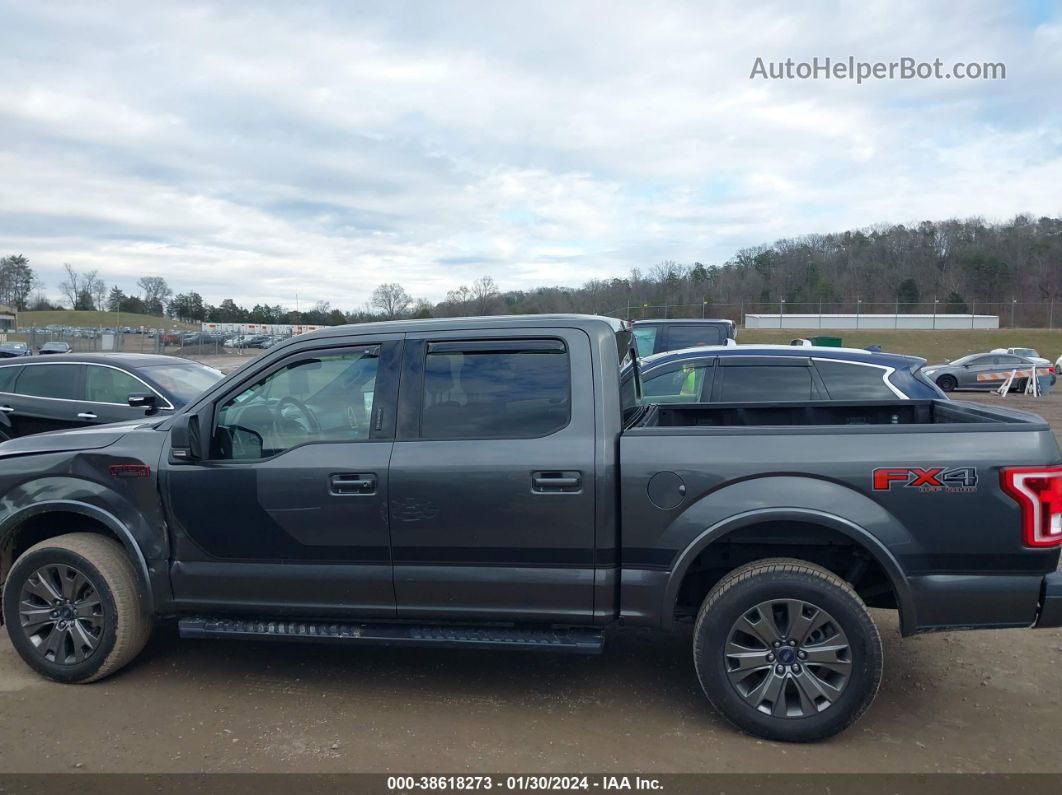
<box><xmin>139</xmin><ymin>362</ymin><xmax>224</xmax><ymax>405</ymax></box>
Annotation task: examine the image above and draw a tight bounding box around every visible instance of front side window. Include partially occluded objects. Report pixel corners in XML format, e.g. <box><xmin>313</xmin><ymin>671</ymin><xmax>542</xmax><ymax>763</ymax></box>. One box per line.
<box><xmin>642</xmin><ymin>362</ymin><xmax>710</xmax><ymax>403</ymax></box>
<box><xmin>213</xmin><ymin>347</ymin><xmax>379</xmax><ymax>460</ymax></box>
<box><xmin>15</xmin><ymin>365</ymin><xmax>80</xmax><ymax>400</ymax></box>
<box><xmin>85</xmin><ymin>366</ymin><xmax>147</xmax><ymax>404</ymax></box>
<box><xmin>716</xmin><ymin>365</ymin><xmax>814</xmax><ymax>402</ymax></box>
<box><xmin>421</xmin><ymin>340</ymin><xmax>570</xmax><ymax>439</ymax></box>
<box><xmin>814</xmin><ymin>360</ymin><xmax>896</xmax><ymax>400</ymax></box>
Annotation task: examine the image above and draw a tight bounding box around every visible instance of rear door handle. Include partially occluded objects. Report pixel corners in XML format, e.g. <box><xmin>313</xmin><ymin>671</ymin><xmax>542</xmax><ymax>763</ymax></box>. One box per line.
<box><xmin>0</xmin><ymin>406</ymin><xmax>13</xmax><ymax>413</ymax></box>
<box><xmin>77</xmin><ymin>412</ymin><xmax>98</xmax><ymax>420</ymax></box>
<box><xmin>531</xmin><ymin>471</ymin><xmax>582</xmax><ymax>493</ymax></box>
<box><xmin>330</xmin><ymin>472</ymin><xmax>378</xmax><ymax>495</ymax></box>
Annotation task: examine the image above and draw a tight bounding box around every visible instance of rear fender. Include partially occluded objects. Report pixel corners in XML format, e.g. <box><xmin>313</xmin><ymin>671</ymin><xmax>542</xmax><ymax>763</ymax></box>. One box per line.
<box><xmin>660</xmin><ymin>476</ymin><xmax>918</xmax><ymax>633</ymax></box>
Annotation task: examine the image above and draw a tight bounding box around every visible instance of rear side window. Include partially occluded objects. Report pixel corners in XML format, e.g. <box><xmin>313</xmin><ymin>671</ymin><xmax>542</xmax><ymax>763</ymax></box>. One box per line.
<box><xmin>666</xmin><ymin>325</ymin><xmax>723</xmax><ymax>350</ymax></box>
<box><xmin>716</xmin><ymin>366</ymin><xmax>814</xmax><ymax>402</ymax></box>
<box><xmin>814</xmin><ymin>360</ymin><xmax>896</xmax><ymax>400</ymax></box>
<box><xmin>0</xmin><ymin>366</ymin><xmax>21</xmax><ymax>393</ymax></box>
<box><xmin>85</xmin><ymin>366</ymin><xmax>146</xmax><ymax>404</ymax></box>
<box><xmin>15</xmin><ymin>365</ymin><xmax>80</xmax><ymax>400</ymax></box>
<box><xmin>421</xmin><ymin>340</ymin><xmax>570</xmax><ymax>439</ymax></box>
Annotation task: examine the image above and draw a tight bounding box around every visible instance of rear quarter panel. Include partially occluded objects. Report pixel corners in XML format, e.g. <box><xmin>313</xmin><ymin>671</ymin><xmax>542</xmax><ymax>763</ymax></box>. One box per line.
<box><xmin>620</xmin><ymin>422</ymin><xmax>1062</xmax><ymax>632</ymax></box>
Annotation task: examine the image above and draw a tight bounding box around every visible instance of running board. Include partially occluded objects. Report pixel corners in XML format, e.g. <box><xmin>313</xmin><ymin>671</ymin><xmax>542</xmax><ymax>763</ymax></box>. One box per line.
<box><xmin>177</xmin><ymin>617</ymin><xmax>605</xmax><ymax>654</ymax></box>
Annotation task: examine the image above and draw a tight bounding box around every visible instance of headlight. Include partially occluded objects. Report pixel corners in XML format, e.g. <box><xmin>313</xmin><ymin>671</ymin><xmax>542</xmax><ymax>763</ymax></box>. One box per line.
<box><xmin>922</xmin><ymin>368</ymin><xmax>938</xmax><ymax>376</ymax></box>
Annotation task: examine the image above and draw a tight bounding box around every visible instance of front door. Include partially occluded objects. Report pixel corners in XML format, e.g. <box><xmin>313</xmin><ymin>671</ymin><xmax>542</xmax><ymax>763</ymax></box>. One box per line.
<box><xmin>388</xmin><ymin>329</ymin><xmax>597</xmax><ymax>622</ymax></box>
<box><xmin>164</xmin><ymin>338</ymin><xmax>401</xmax><ymax>617</ymax></box>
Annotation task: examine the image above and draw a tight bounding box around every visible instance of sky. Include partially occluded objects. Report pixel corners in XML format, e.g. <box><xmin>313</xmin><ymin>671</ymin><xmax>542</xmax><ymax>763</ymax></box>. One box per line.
<box><xmin>1</xmin><ymin>0</ymin><xmax>1060</xmax><ymax>310</ymax></box>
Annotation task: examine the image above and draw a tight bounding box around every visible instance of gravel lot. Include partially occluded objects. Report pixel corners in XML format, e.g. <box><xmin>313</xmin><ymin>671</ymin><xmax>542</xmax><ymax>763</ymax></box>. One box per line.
<box><xmin>1</xmin><ymin>390</ymin><xmax>1060</xmax><ymax>774</ymax></box>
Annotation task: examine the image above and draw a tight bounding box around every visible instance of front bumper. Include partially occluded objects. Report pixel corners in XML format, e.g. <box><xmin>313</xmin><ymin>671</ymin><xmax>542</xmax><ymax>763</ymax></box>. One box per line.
<box><xmin>1035</xmin><ymin>571</ymin><xmax>1062</xmax><ymax>628</ymax></box>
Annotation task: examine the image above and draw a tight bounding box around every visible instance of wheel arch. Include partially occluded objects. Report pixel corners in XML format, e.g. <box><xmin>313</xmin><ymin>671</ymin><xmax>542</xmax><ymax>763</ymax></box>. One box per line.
<box><xmin>0</xmin><ymin>501</ymin><xmax>153</xmax><ymax>618</ymax></box>
<box><xmin>663</xmin><ymin>507</ymin><xmax>916</xmax><ymax>635</ymax></box>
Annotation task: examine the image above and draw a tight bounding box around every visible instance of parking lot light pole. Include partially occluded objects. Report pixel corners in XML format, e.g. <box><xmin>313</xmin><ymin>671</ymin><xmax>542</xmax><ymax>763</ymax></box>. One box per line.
<box><xmin>932</xmin><ymin>298</ymin><xmax>938</xmax><ymax>329</ymax></box>
<box><xmin>779</xmin><ymin>298</ymin><xmax>785</xmax><ymax>329</ymax></box>
<box><xmin>1011</xmin><ymin>298</ymin><xmax>1017</xmax><ymax>328</ymax></box>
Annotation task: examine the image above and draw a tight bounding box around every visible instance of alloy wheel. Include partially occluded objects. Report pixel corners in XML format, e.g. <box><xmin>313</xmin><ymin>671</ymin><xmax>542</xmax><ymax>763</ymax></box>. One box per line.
<box><xmin>724</xmin><ymin>598</ymin><xmax>851</xmax><ymax>718</ymax></box>
<box><xmin>18</xmin><ymin>564</ymin><xmax>104</xmax><ymax>665</ymax></box>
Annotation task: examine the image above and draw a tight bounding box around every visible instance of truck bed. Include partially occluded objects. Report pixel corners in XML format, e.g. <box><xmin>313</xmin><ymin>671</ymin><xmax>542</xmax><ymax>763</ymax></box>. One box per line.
<box><xmin>635</xmin><ymin>399</ymin><xmax>1048</xmax><ymax>429</ymax></box>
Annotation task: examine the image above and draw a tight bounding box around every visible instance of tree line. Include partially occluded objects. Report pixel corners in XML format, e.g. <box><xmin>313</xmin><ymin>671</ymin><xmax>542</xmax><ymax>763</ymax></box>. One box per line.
<box><xmin>4</xmin><ymin>213</ymin><xmax>1060</xmax><ymax>325</ymax></box>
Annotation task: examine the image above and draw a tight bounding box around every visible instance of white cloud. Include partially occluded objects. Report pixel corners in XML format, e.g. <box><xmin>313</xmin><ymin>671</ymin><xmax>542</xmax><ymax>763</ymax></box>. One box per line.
<box><xmin>0</xmin><ymin>0</ymin><xmax>1059</xmax><ymax>309</ymax></box>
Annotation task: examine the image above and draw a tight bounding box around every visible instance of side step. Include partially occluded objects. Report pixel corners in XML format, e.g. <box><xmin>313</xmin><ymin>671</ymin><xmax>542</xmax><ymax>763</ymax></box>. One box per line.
<box><xmin>178</xmin><ymin>617</ymin><xmax>605</xmax><ymax>654</ymax></box>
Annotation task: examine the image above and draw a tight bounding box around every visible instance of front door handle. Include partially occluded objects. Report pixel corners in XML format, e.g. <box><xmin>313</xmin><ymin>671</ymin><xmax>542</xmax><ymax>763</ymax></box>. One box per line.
<box><xmin>0</xmin><ymin>405</ymin><xmax>13</xmax><ymax>413</ymax></box>
<box><xmin>330</xmin><ymin>472</ymin><xmax>378</xmax><ymax>495</ymax></box>
<box><xmin>531</xmin><ymin>471</ymin><xmax>582</xmax><ymax>493</ymax></box>
<box><xmin>77</xmin><ymin>412</ymin><xmax>98</xmax><ymax>420</ymax></box>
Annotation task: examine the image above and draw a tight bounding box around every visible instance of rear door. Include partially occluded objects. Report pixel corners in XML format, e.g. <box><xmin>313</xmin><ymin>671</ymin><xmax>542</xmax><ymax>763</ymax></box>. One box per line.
<box><xmin>388</xmin><ymin>329</ymin><xmax>597</xmax><ymax>622</ymax></box>
<box><xmin>7</xmin><ymin>362</ymin><xmax>86</xmax><ymax>436</ymax></box>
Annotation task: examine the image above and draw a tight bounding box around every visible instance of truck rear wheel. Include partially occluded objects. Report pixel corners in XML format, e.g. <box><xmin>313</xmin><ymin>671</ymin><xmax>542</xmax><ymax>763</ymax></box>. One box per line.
<box><xmin>2</xmin><ymin>532</ymin><xmax>151</xmax><ymax>683</ymax></box>
<box><xmin>693</xmin><ymin>558</ymin><xmax>882</xmax><ymax>742</ymax></box>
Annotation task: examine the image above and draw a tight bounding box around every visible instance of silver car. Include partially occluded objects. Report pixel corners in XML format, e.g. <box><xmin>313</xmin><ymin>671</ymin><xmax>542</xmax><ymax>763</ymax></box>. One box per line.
<box><xmin>922</xmin><ymin>352</ymin><xmax>1039</xmax><ymax>392</ymax></box>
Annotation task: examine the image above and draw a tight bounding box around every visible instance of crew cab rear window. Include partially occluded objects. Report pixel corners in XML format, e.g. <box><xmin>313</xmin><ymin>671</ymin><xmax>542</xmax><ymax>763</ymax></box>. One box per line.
<box><xmin>421</xmin><ymin>340</ymin><xmax>570</xmax><ymax>439</ymax></box>
<box><xmin>716</xmin><ymin>365</ymin><xmax>814</xmax><ymax>402</ymax></box>
<box><xmin>666</xmin><ymin>325</ymin><xmax>723</xmax><ymax>350</ymax></box>
<box><xmin>15</xmin><ymin>364</ymin><xmax>80</xmax><ymax>400</ymax></box>
<box><xmin>814</xmin><ymin>360</ymin><xmax>896</xmax><ymax>400</ymax></box>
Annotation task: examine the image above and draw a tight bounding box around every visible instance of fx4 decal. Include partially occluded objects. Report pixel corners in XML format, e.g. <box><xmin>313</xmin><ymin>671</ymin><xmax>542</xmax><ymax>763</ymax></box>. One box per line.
<box><xmin>872</xmin><ymin>467</ymin><xmax>978</xmax><ymax>492</ymax></box>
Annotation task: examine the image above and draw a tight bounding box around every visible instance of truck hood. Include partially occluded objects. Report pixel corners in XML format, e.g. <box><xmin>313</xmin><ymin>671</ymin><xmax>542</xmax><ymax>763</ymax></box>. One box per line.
<box><xmin>0</xmin><ymin>418</ymin><xmax>167</xmax><ymax>458</ymax></box>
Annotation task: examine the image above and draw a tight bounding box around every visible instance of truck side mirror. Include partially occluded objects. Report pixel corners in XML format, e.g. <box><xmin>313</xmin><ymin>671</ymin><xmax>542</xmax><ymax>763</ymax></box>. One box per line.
<box><xmin>170</xmin><ymin>413</ymin><xmax>203</xmax><ymax>462</ymax></box>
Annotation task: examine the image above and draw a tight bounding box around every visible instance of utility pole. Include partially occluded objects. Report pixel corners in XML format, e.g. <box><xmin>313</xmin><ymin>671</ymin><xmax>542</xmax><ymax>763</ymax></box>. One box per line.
<box><xmin>1011</xmin><ymin>298</ymin><xmax>1017</xmax><ymax>329</ymax></box>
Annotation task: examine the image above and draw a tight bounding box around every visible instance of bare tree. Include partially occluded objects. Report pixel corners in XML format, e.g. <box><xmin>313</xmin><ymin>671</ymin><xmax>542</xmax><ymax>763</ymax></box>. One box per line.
<box><xmin>137</xmin><ymin>276</ymin><xmax>172</xmax><ymax>315</ymax></box>
<box><xmin>470</xmin><ymin>276</ymin><xmax>500</xmax><ymax>315</ymax></box>
<box><xmin>84</xmin><ymin>270</ymin><xmax>107</xmax><ymax>311</ymax></box>
<box><xmin>371</xmin><ymin>283</ymin><xmax>412</xmax><ymax>320</ymax></box>
<box><xmin>58</xmin><ymin>263</ymin><xmax>81</xmax><ymax>308</ymax></box>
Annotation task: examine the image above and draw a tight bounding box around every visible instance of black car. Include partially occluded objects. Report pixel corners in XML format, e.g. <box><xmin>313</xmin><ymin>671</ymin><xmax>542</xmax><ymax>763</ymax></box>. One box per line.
<box><xmin>38</xmin><ymin>341</ymin><xmax>72</xmax><ymax>355</ymax></box>
<box><xmin>0</xmin><ymin>353</ymin><xmax>223</xmax><ymax>440</ymax></box>
<box><xmin>0</xmin><ymin>342</ymin><xmax>30</xmax><ymax>358</ymax></box>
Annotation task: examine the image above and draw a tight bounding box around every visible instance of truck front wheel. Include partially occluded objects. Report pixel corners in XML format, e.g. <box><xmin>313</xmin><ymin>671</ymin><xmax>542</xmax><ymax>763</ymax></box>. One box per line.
<box><xmin>692</xmin><ymin>558</ymin><xmax>883</xmax><ymax>742</ymax></box>
<box><xmin>2</xmin><ymin>532</ymin><xmax>151</xmax><ymax>683</ymax></box>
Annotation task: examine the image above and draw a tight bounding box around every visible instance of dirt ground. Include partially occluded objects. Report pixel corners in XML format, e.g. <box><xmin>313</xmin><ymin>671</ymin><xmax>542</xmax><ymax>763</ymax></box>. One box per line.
<box><xmin>1</xmin><ymin>391</ymin><xmax>1061</xmax><ymax>774</ymax></box>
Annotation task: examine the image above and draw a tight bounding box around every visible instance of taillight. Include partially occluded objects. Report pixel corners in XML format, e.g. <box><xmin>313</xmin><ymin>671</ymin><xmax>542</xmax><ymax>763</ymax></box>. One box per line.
<box><xmin>1000</xmin><ymin>467</ymin><xmax>1062</xmax><ymax>547</ymax></box>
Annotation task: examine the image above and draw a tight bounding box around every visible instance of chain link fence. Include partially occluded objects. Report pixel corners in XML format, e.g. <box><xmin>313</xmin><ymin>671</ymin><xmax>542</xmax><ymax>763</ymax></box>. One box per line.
<box><xmin>617</xmin><ymin>301</ymin><xmax>1062</xmax><ymax>328</ymax></box>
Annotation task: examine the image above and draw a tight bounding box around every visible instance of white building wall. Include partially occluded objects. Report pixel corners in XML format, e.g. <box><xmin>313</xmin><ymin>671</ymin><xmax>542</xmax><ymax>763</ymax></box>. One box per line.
<box><xmin>744</xmin><ymin>313</ymin><xmax>1000</xmax><ymax>330</ymax></box>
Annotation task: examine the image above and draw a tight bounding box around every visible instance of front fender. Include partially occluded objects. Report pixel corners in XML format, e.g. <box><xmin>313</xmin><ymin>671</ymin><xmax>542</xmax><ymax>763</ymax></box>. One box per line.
<box><xmin>0</xmin><ymin>474</ymin><xmax>164</xmax><ymax>616</ymax></box>
<box><xmin>658</xmin><ymin>475</ymin><xmax>918</xmax><ymax>633</ymax></box>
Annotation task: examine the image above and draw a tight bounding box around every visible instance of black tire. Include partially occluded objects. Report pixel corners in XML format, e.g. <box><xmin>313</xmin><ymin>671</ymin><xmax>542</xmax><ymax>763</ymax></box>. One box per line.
<box><xmin>2</xmin><ymin>532</ymin><xmax>151</xmax><ymax>683</ymax></box>
<box><xmin>935</xmin><ymin>374</ymin><xmax>957</xmax><ymax>392</ymax></box>
<box><xmin>693</xmin><ymin>558</ymin><xmax>883</xmax><ymax>743</ymax></box>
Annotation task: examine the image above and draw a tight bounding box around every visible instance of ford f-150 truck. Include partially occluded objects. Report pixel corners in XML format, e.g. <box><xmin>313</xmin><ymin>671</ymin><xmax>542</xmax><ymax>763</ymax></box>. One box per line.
<box><xmin>1</xmin><ymin>315</ymin><xmax>1060</xmax><ymax>742</ymax></box>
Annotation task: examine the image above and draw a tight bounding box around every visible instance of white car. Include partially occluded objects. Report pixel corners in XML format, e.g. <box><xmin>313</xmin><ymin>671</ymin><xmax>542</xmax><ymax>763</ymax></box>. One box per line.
<box><xmin>993</xmin><ymin>347</ymin><xmax>1052</xmax><ymax>366</ymax></box>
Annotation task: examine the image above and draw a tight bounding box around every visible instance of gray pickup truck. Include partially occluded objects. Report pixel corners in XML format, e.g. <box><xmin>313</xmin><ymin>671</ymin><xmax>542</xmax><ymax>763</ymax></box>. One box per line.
<box><xmin>0</xmin><ymin>315</ymin><xmax>1059</xmax><ymax>742</ymax></box>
